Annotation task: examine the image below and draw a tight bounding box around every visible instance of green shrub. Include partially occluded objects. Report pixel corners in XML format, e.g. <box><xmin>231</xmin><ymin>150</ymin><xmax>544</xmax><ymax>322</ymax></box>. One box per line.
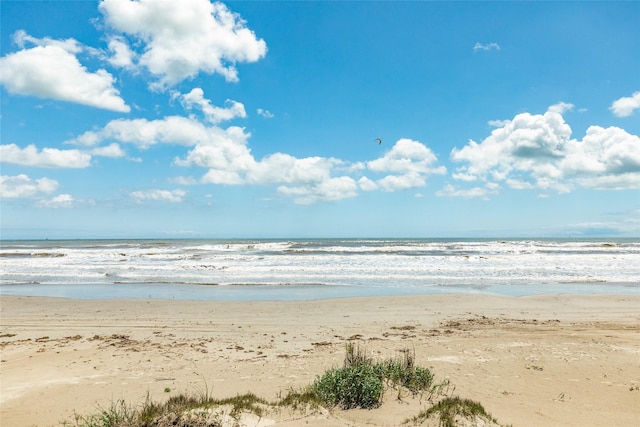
<box><xmin>312</xmin><ymin>363</ymin><xmax>384</xmax><ymax>409</ymax></box>
<box><xmin>381</xmin><ymin>349</ymin><xmax>434</xmax><ymax>394</ymax></box>
<box><xmin>312</xmin><ymin>343</ymin><xmax>435</xmax><ymax>410</ymax></box>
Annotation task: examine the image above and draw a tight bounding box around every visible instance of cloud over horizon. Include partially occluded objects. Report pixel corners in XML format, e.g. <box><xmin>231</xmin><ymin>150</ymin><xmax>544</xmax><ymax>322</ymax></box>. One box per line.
<box><xmin>0</xmin><ymin>174</ymin><xmax>59</xmax><ymax>199</ymax></box>
<box><xmin>447</xmin><ymin>104</ymin><xmax>640</xmax><ymax>197</ymax></box>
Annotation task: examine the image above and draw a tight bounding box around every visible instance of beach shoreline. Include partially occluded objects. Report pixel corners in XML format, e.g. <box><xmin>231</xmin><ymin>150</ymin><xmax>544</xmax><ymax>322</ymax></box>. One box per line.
<box><xmin>1</xmin><ymin>293</ymin><xmax>639</xmax><ymax>426</ymax></box>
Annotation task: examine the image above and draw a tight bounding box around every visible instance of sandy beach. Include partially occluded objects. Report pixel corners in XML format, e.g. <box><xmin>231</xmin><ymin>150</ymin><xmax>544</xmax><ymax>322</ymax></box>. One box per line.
<box><xmin>1</xmin><ymin>294</ymin><xmax>639</xmax><ymax>426</ymax></box>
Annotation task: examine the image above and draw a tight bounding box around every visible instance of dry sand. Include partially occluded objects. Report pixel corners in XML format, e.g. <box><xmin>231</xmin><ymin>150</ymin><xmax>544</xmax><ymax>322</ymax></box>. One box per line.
<box><xmin>1</xmin><ymin>294</ymin><xmax>639</xmax><ymax>426</ymax></box>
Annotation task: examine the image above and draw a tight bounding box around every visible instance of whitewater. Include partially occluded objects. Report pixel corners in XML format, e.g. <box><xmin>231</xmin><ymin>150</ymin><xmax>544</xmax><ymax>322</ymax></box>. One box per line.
<box><xmin>1</xmin><ymin>238</ymin><xmax>638</xmax><ymax>300</ymax></box>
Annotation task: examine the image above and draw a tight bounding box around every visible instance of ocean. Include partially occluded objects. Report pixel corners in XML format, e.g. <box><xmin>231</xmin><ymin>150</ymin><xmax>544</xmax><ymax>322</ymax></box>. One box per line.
<box><xmin>1</xmin><ymin>238</ymin><xmax>638</xmax><ymax>301</ymax></box>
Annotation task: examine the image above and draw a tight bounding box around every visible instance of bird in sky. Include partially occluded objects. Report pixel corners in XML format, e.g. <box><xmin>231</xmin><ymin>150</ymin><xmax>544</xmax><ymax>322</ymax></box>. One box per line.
<box><xmin>375</xmin><ymin>137</ymin><xmax>382</xmax><ymax>144</ymax></box>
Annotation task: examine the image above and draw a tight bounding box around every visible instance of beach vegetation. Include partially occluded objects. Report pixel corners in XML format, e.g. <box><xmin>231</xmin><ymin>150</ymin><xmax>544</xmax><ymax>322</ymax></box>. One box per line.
<box><xmin>64</xmin><ymin>344</ymin><xmax>503</xmax><ymax>426</ymax></box>
<box><xmin>404</xmin><ymin>396</ymin><xmax>498</xmax><ymax>426</ymax></box>
<box><xmin>311</xmin><ymin>342</ymin><xmax>438</xmax><ymax>409</ymax></box>
<box><xmin>276</xmin><ymin>388</ymin><xmax>324</xmax><ymax>410</ymax></box>
<box><xmin>64</xmin><ymin>392</ymin><xmax>267</xmax><ymax>427</ymax></box>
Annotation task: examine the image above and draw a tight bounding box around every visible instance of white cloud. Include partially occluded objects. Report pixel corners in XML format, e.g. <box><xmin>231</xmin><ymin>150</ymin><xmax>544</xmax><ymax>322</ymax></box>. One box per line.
<box><xmin>91</xmin><ymin>143</ymin><xmax>126</xmax><ymax>158</ymax></box>
<box><xmin>179</xmin><ymin>88</ymin><xmax>246</xmax><ymax>124</ymax></box>
<box><xmin>376</xmin><ymin>172</ymin><xmax>426</xmax><ymax>192</ymax></box>
<box><xmin>610</xmin><ymin>91</ymin><xmax>640</xmax><ymax>117</ymax></box>
<box><xmin>247</xmin><ymin>154</ymin><xmax>338</xmax><ymax>185</ymax></box>
<box><xmin>99</xmin><ymin>0</ymin><xmax>267</xmax><ymax>88</ymax></box>
<box><xmin>436</xmin><ymin>183</ymin><xmax>500</xmax><ymax>200</ymax></box>
<box><xmin>367</xmin><ymin>139</ymin><xmax>440</xmax><ymax>174</ymax></box>
<box><xmin>561</xmin><ymin>126</ymin><xmax>640</xmax><ymax>175</ymax></box>
<box><xmin>449</xmin><ymin>105</ymin><xmax>640</xmax><ymax>197</ymax></box>
<box><xmin>358</xmin><ymin>176</ymin><xmax>378</xmax><ymax>191</ymax></box>
<box><xmin>257</xmin><ymin>108</ymin><xmax>274</xmax><ymax>118</ymax></box>
<box><xmin>66</xmin><ymin>117</ymin><xmax>444</xmax><ymax>203</ymax></box>
<box><xmin>0</xmin><ymin>144</ymin><xmax>92</xmax><ymax>168</ymax></box>
<box><xmin>277</xmin><ymin>176</ymin><xmax>358</xmax><ymax>205</ymax></box>
<box><xmin>0</xmin><ymin>174</ymin><xmax>59</xmax><ymax>198</ymax></box>
<box><xmin>200</xmin><ymin>169</ymin><xmax>244</xmax><ymax>185</ymax></box>
<box><xmin>365</xmin><ymin>138</ymin><xmax>445</xmax><ymax>191</ymax></box>
<box><xmin>488</xmin><ymin>119</ymin><xmax>509</xmax><ymax>127</ymax></box>
<box><xmin>12</xmin><ymin>29</ymin><xmax>83</xmax><ymax>53</ymax></box>
<box><xmin>69</xmin><ymin>116</ymin><xmax>235</xmax><ymax>149</ymax></box>
<box><xmin>473</xmin><ymin>42</ymin><xmax>500</xmax><ymax>53</ymax></box>
<box><xmin>0</xmin><ymin>32</ymin><xmax>130</xmax><ymax>112</ymax></box>
<box><xmin>37</xmin><ymin>194</ymin><xmax>75</xmax><ymax>208</ymax></box>
<box><xmin>107</xmin><ymin>36</ymin><xmax>136</xmax><ymax>68</ymax></box>
<box><xmin>547</xmin><ymin>102</ymin><xmax>574</xmax><ymax>114</ymax></box>
<box><xmin>130</xmin><ymin>189</ymin><xmax>186</xmax><ymax>203</ymax></box>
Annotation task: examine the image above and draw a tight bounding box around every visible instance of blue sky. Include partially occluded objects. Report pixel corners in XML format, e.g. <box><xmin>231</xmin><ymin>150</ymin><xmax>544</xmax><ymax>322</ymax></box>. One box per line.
<box><xmin>1</xmin><ymin>0</ymin><xmax>639</xmax><ymax>239</ymax></box>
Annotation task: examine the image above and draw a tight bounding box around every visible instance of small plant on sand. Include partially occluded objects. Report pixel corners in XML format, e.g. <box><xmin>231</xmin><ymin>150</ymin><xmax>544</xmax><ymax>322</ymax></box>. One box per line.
<box><xmin>277</xmin><ymin>388</ymin><xmax>324</xmax><ymax>411</ymax></box>
<box><xmin>216</xmin><ymin>393</ymin><xmax>268</xmax><ymax>418</ymax></box>
<box><xmin>65</xmin><ymin>390</ymin><xmax>266</xmax><ymax>427</ymax></box>
<box><xmin>404</xmin><ymin>396</ymin><xmax>497</xmax><ymax>427</ymax></box>
<box><xmin>312</xmin><ymin>342</ymin><xmax>436</xmax><ymax>410</ymax></box>
<box><xmin>381</xmin><ymin>348</ymin><xmax>434</xmax><ymax>395</ymax></box>
<box><xmin>65</xmin><ymin>399</ymin><xmax>140</xmax><ymax>427</ymax></box>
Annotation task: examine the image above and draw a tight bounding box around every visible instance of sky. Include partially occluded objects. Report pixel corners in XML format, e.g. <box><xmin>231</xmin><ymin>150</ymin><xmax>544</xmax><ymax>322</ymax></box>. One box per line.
<box><xmin>1</xmin><ymin>0</ymin><xmax>639</xmax><ymax>239</ymax></box>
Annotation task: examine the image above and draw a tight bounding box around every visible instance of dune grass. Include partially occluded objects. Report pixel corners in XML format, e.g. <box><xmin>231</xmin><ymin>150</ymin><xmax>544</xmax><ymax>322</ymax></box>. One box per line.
<box><xmin>64</xmin><ymin>392</ymin><xmax>270</xmax><ymax>427</ymax></box>
<box><xmin>64</xmin><ymin>343</ymin><xmax>499</xmax><ymax>427</ymax></box>
<box><xmin>312</xmin><ymin>343</ymin><xmax>439</xmax><ymax>409</ymax></box>
<box><xmin>404</xmin><ymin>396</ymin><xmax>500</xmax><ymax>427</ymax></box>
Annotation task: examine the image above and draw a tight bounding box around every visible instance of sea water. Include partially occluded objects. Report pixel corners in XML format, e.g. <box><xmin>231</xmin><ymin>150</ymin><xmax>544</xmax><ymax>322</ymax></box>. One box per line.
<box><xmin>1</xmin><ymin>238</ymin><xmax>638</xmax><ymax>300</ymax></box>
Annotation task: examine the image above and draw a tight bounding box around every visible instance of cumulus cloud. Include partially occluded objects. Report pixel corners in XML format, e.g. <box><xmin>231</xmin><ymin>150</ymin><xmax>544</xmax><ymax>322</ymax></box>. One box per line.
<box><xmin>447</xmin><ymin>105</ymin><xmax>640</xmax><ymax>197</ymax></box>
<box><xmin>0</xmin><ymin>31</ymin><xmax>130</xmax><ymax>112</ymax></box>
<box><xmin>66</xmin><ymin>114</ymin><xmax>444</xmax><ymax>203</ymax></box>
<box><xmin>12</xmin><ymin>30</ymin><xmax>83</xmax><ymax>53</ymax></box>
<box><xmin>358</xmin><ymin>176</ymin><xmax>378</xmax><ymax>191</ymax></box>
<box><xmin>106</xmin><ymin>36</ymin><xmax>136</xmax><ymax>68</ymax></box>
<box><xmin>277</xmin><ymin>176</ymin><xmax>358</xmax><ymax>205</ymax></box>
<box><xmin>130</xmin><ymin>189</ymin><xmax>187</xmax><ymax>203</ymax></box>
<box><xmin>247</xmin><ymin>154</ymin><xmax>339</xmax><ymax>185</ymax></box>
<box><xmin>179</xmin><ymin>88</ymin><xmax>246</xmax><ymax>124</ymax></box>
<box><xmin>473</xmin><ymin>42</ymin><xmax>500</xmax><ymax>53</ymax></box>
<box><xmin>610</xmin><ymin>91</ymin><xmax>640</xmax><ymax>117</ymax></box>
<box><xmin>365</xmin><ymin>138</ymin><xmax>446</xmax><ymax>191</ymax></box>
<box><xmin>91</xmin><ymin>143</ymin><xmax>126</xmax><ymax>158</ymax></box>
<box><xmin>0</xmin><ymin>144</ymin><xmax>92</xmax><ymax>168</ymax></box>
<box><xmin>99</xmin><ymin>0</ymin><xmax>267</xmax><ymax>88</ymax></box>
<box><xmin>68</xmin><ymin>115</ymin><xmax>236</xmax><ymax>149</ymax></box>
<box><xmin>547</xmin><ymin>102</ymin><xmax>574</xmax><ymax>114</ymax></box>
<box><xmin>368</xmin><ymin>139</ymin><xmax>439</xmax><ymax>173</ymax></box>
<box><xmin>37</xmin><ymin>194</ymin><xmax>75</xmax><ymax>208</ymax></box>
<box><xmin>0</xmin><ymin>174</ymin><xmax>59</xmax><ymax>198</ymax></box>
